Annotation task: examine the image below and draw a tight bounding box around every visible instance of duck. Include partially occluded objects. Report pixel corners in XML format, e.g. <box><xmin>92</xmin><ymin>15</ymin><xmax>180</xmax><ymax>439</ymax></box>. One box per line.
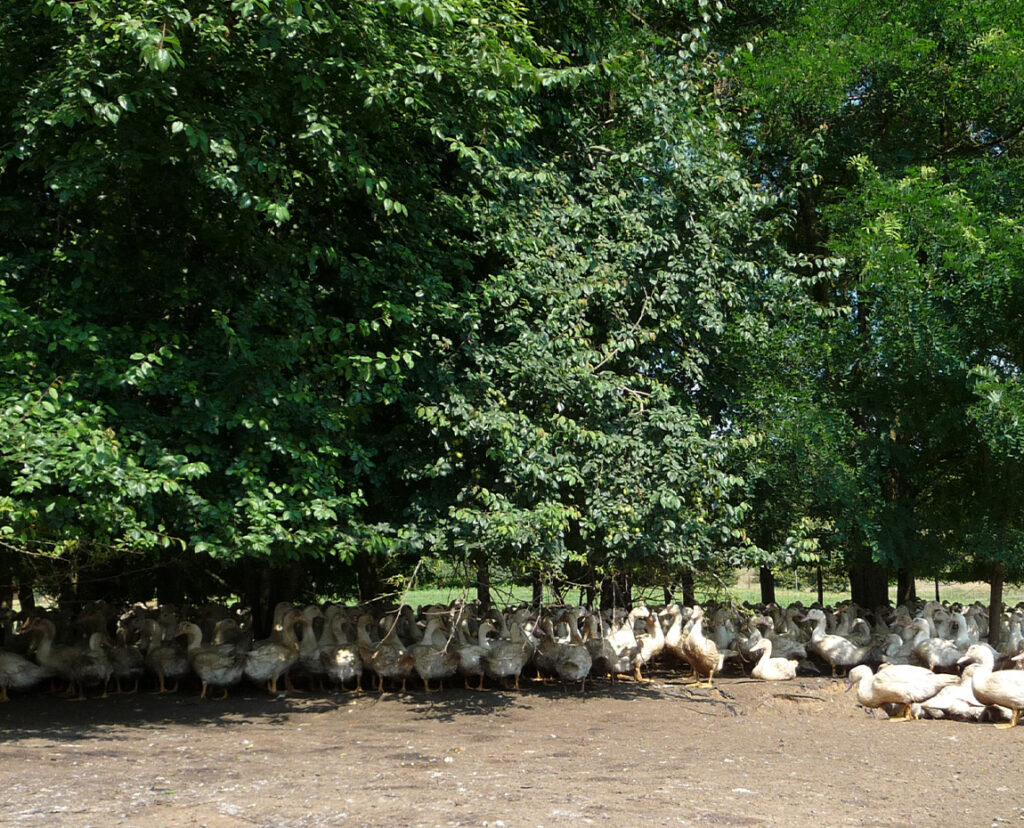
<box><xmin>70</xmin><ymin>632</ymin><xmax>113</xmax><ymax>699</ymax></box>
<box><xmin>535</xmin><ymin>611</ymin><xmax>591</xmax><ymax>690</ymax></box>
<box><xmin>454</xmin><ymin>618</ymin><xmax>491</xmax><ymax>691</ymax></box>
<box><xmin>244</xmin><ymin>607</ymin><xmax>303</xmax><ymax>694</ymax></box>
<box><xmin>25</xmin><ymin>618</ymin><xmax>112</xmax><ymax>699</ymax></box>
<box><xmin>0</xmin><ymin>649</ymin><xmax>54</xmax><ymax>701</ymax></box>
<box><xmin>23</xmin><ymin>616</ymin><xmax>80</xmax><ymax>695</ymax></box>
<box><xmin>141</xmin><ymin>616</ymin><xmax>190</xmax><ymax>694</ymax></box>
<box><xmin>357</xmin><ymin>613</ymin><xmax>415</xmax><ymax>693</ymax></box>
<box><xmin>633</xmin><ymin>609</ymin><xmax>665</xmax><ymax>682</ymax></box>
<box><xmin>589</xmin><ymin>606</ymin><xmax>646</xmax><ymax>681</ymax></box>
<box><xmin>958</xmin><ymin>644</ymin><xmax>1024</xmax><ymax>728</ymax></box>
<box><xmin>481</xmin><ymin>614</ymin><xmax>532</xmax><ymax>691</ymax></box>
<box><xmin>805</xmin><ymin>608</ymin><xmax>871</xmax><ymax>677</ymax></box>
<box><xmin>681</xmin><ymin>605</ymin><xmax>724</xmax><ymax>687</ymax></box>
<box><xmin>178</xmin><ymin>621</ymin><xmax>245</xmax><ymax>699</ymax></box>
<box><xmin>661</xmin><ymin>603</ymin><xmax>690</xmax><ymax>667</ymax></box>
<box><xmin>294</xmin><ymin>606</ymin><xmax>327</xmax><ymax>691</ymax></box>
<box><xmin>408</xmin><ymin>614</ymin><xmax>459</xmax><ymax>692</ymax></box>
<box><xmin>846</xmin><ymin>663</ymin><xmax>960</xmax><ymax>720</ymax></box>
<box><xmin>914</xmin><ymin>663</ymin><xmax>1011</xmax><ymax>723</ymax></box>
<box><xmin>909</xmin><ymin>618</ymin><xmax>962</xmax><ymax>672</ymax></box>
<box><xmin>878</xmin><ymin>632</ymin><xmax>914</xmax><ymax>665</ymax></box>
<box><xmin>107</xmin><ymin>627</ymin><xmax>145</xmax><ymax>694</ymax></box>
<box><xmin>748</xmin><ymin>637</ymin><xmax>797</xmax><ymax>681</ymax></box>
<box><xmin>757</xmin><ymin>615</ymin><xmax>806</xmax><ymax>661</ymax></box>
<box><xmin>319</xmin><ymin>612</ymin><xmax>363</xmax><ymax>692</ymax></box>
<box><xmin>212</xmin><ymin>617</ymin><xmax>251</xmax><ymax>650</ymax></box>
<box><xmin>709</xmin><ymin>605</ymin><xmax>738</xmax><ymax>653</ymax></box>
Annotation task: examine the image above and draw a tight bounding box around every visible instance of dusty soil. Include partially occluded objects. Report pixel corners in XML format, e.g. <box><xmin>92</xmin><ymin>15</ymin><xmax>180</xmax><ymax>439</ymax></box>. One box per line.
<box><xmin>0</xmin><ymin>669</ymin><xmax>1020</xmax><ymax>827</ymax></box>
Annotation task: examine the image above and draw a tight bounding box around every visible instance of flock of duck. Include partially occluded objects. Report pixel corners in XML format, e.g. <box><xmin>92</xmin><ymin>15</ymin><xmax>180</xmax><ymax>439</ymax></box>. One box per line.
<box><xmin>2</xmin><ymin>597</ymin><xmax>1024</xmax><ymax>727</ymax></box>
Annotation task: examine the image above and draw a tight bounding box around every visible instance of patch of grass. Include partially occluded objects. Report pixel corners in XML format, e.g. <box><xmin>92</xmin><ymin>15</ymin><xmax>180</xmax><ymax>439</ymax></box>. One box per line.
<box><xmin>404</xmin><ymin>574</ymin><xmax>1024</xmax><ymax>609</ymax></box>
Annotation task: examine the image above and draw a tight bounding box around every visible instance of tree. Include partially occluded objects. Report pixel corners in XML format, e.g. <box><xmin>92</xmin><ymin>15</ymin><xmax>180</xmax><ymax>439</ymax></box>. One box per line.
<box><xmin>404</xmin><ymin>4</ymin><xmax>810</xmax><ymax>600</ymax></box>
<box><xmin>0</xmin><ymin>0</ymin><xmax>564</xmax><ymax>612</ymax></box>
<box><xmin>725</xmin><ymin>0</ymin><xmax>1024</xmax><ymax>607</ymax></box>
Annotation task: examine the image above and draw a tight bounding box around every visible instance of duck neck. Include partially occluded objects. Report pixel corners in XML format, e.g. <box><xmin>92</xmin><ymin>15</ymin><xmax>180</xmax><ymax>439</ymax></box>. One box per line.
<box><xmin>648</xmin><ymin>615</ymin><xmax>664</xmax><ymax>645</ymax></box>
<box><xmin>855</xmin><ymin>670</ymin><xmax>877</xmax><ymax>707</ymax></box>
<box><xmin>299</xmin><ymin>619</ymin><xmax>318</xmax><ymax>655</ymax></box>
<box><xmin>476</xmin><ymin>623</ymin><xmax>492</xmax><ymax>648</ymax></box>
<box><xmin>183</xmin><ymin>625</ymin><xmax>203</xmax><ymax>654</ymax></box>
<box><xmin>330</xmin><ymin>616</ymin><xmax>350</xmax><ymax>646</ymax></box>
<box><xmin>666</xmin><ymin>608</ymin><xmax>683</xmax><ymax>641</ymax></box>
<box><xmin>356</xmin><ymin>616</ymin><xmax>376</xmax><ymax>647</ymax></box>
<box><xmin>34</xmin><ymin>623</ymin><xmax>55</xmax><ymax>662</ymax></box>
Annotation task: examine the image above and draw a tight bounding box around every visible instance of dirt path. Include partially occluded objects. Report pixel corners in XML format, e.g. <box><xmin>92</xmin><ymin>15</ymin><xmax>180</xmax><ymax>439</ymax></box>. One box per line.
<box><xmin>0</xmin><ymin>672</ymin><xmax>1020</xmax><ymax>827</ymax></box>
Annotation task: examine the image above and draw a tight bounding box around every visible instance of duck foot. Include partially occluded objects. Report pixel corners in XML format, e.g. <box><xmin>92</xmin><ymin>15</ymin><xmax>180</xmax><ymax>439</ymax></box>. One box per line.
<box><xmin>995</xmin><ymin>710</ymin><xmax>1019</xmax><ymax>729</ymax></box>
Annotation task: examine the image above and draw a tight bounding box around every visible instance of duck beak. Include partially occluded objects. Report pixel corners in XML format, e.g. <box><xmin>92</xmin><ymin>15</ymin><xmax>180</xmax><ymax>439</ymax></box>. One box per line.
<box><xmin>844</xmin><ymin>676</ymin><xmax>857</xmax><ymax>693</ymax></box>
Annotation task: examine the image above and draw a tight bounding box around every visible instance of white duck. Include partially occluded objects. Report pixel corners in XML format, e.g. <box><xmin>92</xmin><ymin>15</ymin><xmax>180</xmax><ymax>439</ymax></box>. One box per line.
<box><xmin>909</xmin><ymin>618</ymin><xmax>961</xmax><ymax>672</ymax></box>
<box><xmin>805</xmin><ymin>608</ymin><xmax>871</xmax><ymax>677</ymax></box>
<box><xmin>588</xmin><ymin>607</ymin><xmax>646</xmax><ymax>680</ymax></box>
<box><xmin>633</xmin><ymin>610</ymin><xmax>665</xmax><ymax>682</ymax></box>
<box><xmin>915</xmin><ymin>663</ymin><xmax>1010</xmax><ymax>723</ymax></box>
<box><xmin>660</xmin><ymin>603</ymin><xmax>691</xmax><ymax>666</ymax></box>
<box><xmin>0</xmin><ymin>649</ymin><xmax>54</xmax><ymax>701</ymax></box>
<box><xmin>749</xmin><ymin>638</ymin><xmax>797</xmax><ymax>681</ymax></box>
<box><xmin>958</xmin><ymin>644</ymin><xmax>1024</xmax><ymax>728</ymax></box>
<box><xmin>681</xmin><ymin>605</ymin><xmax>724</xmax><ymax>687</ymax></box>
<box><xmin>846</xmin><ymin>663</ymin><xmax>960</xmax><ymax>720</ymax></box>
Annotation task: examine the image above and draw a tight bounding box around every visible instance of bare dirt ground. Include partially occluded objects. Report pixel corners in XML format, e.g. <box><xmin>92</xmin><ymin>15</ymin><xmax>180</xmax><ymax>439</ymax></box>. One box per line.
<box><xmin>0</xmin><ymin>668</ymin><xmax>1021</xmax><ymax>828</ymax></box>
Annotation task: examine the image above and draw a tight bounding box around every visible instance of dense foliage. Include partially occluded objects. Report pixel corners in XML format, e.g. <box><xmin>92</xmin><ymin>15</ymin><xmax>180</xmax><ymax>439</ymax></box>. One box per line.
<box><xmin>1</xmin><ymin>0</ymin><xmax>1021</xmax><ymax>612</ymax></box>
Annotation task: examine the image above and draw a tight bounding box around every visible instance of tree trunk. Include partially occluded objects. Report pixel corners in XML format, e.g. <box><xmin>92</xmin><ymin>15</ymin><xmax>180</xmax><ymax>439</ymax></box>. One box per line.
<box><xmin>0</xmin><ymin>579</ymin><xmax>12</xmax><ymax>614</ymax></box>
<box><xmin>759</xmin><ymin>566</ymin><xmax>776</xmax><ymax>605</ymax></box>
<box><xmin>355</xmin><ymin>552</ymin><xmax>380</xmax><ymax>605</ymax></box>
<box><xmin>155</xmin><ymin>551</ymin><xmax>185</xmax><ymax>608</ymax></box>
<box><xmin>268</xmin><ymin>562</ymin><xmax>303</xmax><ymax>619</ymax></box>
<box><xmin>816</xmin><ymin>563</ymin><xmax>824</xmax><ymax>607</ymax></box>
<box><xmin>896</xmin><ymin>568</ymin><xmax>916</xmax><ymax>606</ymax></box>
<box><xmin>16</xmin><ymin>572</ymin><xmax>35</xmax><ymax>615</ymax></box>
<box><xmin>680</xmin><ymin>569</ymin><xmax>695</xmax><ymax>607</ymax></box>
<box><xmin>531</xmin><ymin>571</ymin><xmax>544</xmax><ymax>608</ymax></box>
<box><xmin>989</xmin><ymin>561</ymin><xmax>1006</xmax><ymax>649</ymax></box>
<box><xmin>240</xmin><ymin>560</ymin><xmax>271</xmax><ymax>638</ymax></box>
<box><xmin>475</xmin><ymin>553</ymin><xmax>491</xmax><ymax>612</ymax></box>
<box><xmin>600</xmin><ymin>572</ymin><xmax>632</xmax><ymax>611</ymax></box>
<box><xmin>848</xmin><ymin>556</ymin><xmax>889</xmax><ymax>609</ymax></box>
<box><xmin>584</xmin><ymin>564</ymin><xmax>598</xmax><ymax>609</ymax></box>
